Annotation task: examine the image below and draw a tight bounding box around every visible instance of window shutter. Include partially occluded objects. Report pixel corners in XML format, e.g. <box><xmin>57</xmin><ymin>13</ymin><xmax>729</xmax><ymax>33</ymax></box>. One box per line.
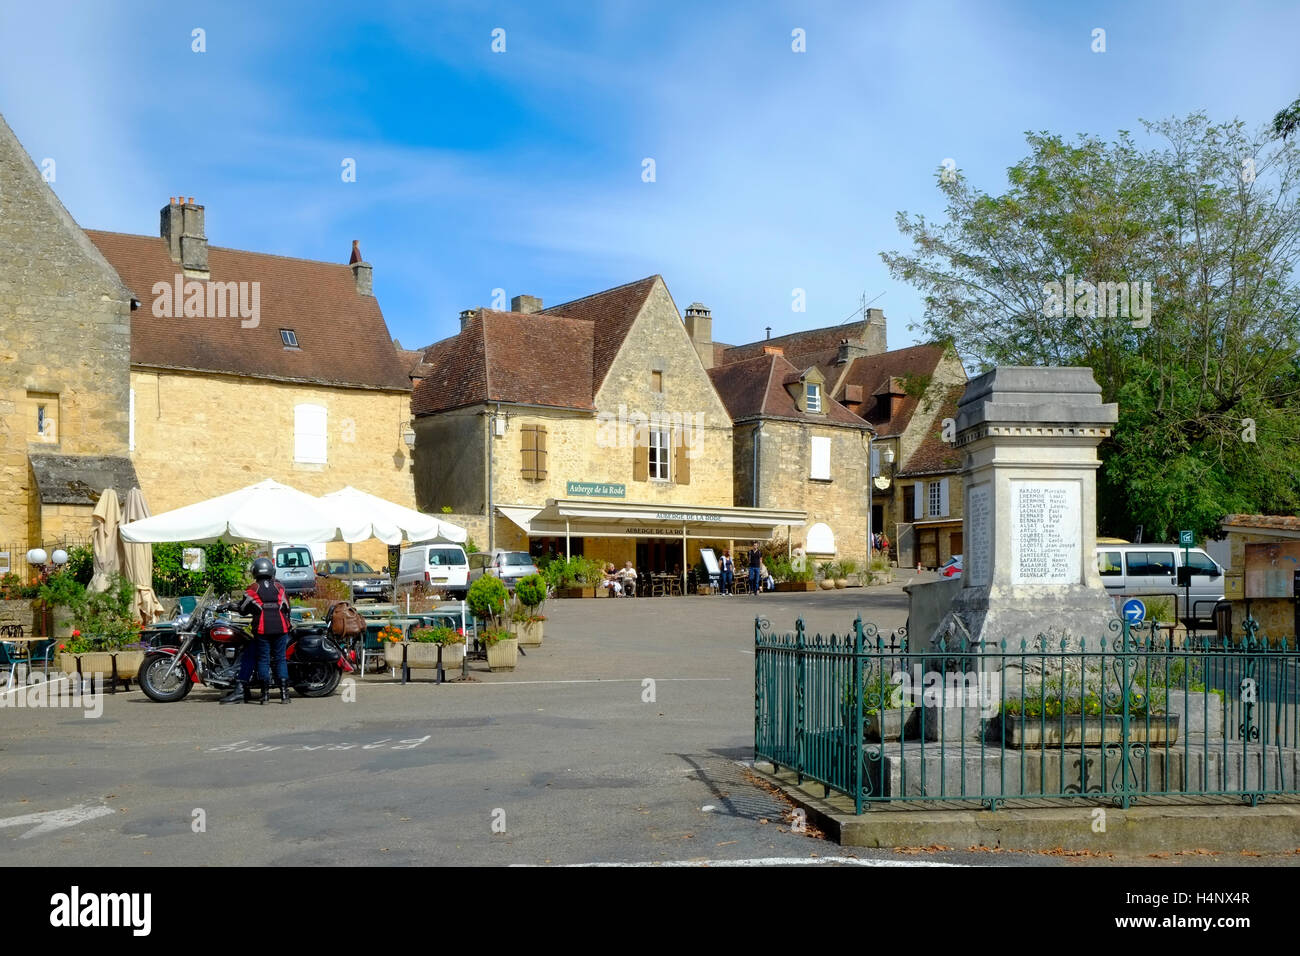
<box><xmin>294</xmin><ymin>404</ymin><xmax>327</xmax><ymax>463</ymax></box>
<box><xmin>939</xmin><ymin>478</ymin><xmax>950</xmax><ymax>517</ymax></box>
<box><xmin>633</xmin><ymin>433</ymin><xmax>649</xmax><ymax>482</ymax></box>
<box><xmin>810</xmin><ymin>436</ymin><xmax>831</xmax><ymax>480</ymax></box>
<box><xmin>913</xmin><ymin>483</ymin><xmax>924</xmax><ymax>520</ymax></box>
<box><xmin>521</xmin><ymin>425</ymin><xmax>536</xmax><ymax>479</ymax></box>
<box><xmin>674</xmin><ymin>429</ymin><xmax>690</xmax><ymax>485</ymax></box>
<box><xmin>870</xmin><ymin>446</ymin><xmax>880</xmax><ymax>477</ymax></box>
<box><xmin>535</xmin><ymin>425</ymin><xmax>547</xmax><ymax>479</ymax></box>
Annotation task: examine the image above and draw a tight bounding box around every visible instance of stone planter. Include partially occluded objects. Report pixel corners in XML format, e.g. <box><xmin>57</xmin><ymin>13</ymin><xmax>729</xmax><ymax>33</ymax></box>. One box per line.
<box><xmin>57</xmin><ymin>649</ymin><xmax>144</xmax><ymax>681</ymax></box>
<box><xmin>560</xmin><ymin>586</ymin><xmax>595</xmax><ymax>599</ymax></box>
<box><xmin>1001</xmin><ymin>714</ymin><xmax>1180</xmax><ymax>749</ymax></box>
<box><xmin>384</xmin><ymin>641</ymin><xmax>465</xmax><ymax>670</ymax></box>
<box><xmin>834</xmin><ymin>578</ymin><xmax>848</xmax><ymax>589</ymax></box>
<box><xmin>486</xmin><ymin>638</ymin><xmax>519</xmax><ymax>672</ymax></box>
<box><xmin>1167</xmin><ymin>691</ymin><xmax>1224</xmax><ymax>737</ymax></box>
<box><xmin>818</xmin><ymin>579</ymin><xmax>835</xmax><ymax>590</ymax></box>
<box><xmin>517</xmin><ymin>619</ymin><xmax>543</xmax><ymax>647</ymax></box>
<box><xmin>775</xmin><ymin>581</ymin><xmax>817</xmax><ymax>592</ymax></box>
<box><xmin>53</xmin><ymin>606</ymin><xmax>75</xmax><ymax>640</ymax></box>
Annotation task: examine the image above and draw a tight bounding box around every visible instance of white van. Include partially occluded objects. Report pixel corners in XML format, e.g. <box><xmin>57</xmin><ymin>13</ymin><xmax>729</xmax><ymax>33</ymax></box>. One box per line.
<box><xmin>272</xmin><ymin>543</ymin><xmax>317</xmax><ymax>596</ymax></box>
<box><xmin>396</xmin><ymin>543</ymin><xmax>470</xmax><ymax>598</ymax></box>
<box><xmin>1094</xmin><ymin>544</ymin><xmax>1225</xmax><ymax>622</ymax></box>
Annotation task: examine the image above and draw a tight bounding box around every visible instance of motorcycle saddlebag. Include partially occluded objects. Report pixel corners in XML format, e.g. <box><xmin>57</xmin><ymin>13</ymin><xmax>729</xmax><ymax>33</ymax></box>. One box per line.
<box><xmin>294</xmin><ymin>627</ymin><xmax>343</xmax><ymax>662</ymax></box>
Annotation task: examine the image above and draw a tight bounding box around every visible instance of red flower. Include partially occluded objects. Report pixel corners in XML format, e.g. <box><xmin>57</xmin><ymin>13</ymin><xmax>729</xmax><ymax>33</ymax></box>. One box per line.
<box><xmin>71</xmin><ymin>629</ymin><xmax>80</xmax><ymax>637</ymax></box>
<box><xmin>58</xmin><ymin>644</ymin><xmax>66</xmax><ymax>651</ymax></box>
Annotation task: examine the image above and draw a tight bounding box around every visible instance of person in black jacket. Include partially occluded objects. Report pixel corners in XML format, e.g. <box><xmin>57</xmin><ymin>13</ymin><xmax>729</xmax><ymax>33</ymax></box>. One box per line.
<box><xmin>219</xmin><ymin>557</ymin><xmax>291</xmax><ymax>705</ymax></box>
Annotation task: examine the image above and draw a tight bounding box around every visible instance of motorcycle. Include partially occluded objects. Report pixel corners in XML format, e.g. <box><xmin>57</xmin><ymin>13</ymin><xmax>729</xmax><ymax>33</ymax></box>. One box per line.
<box><xmin>139</xmin><ymin>589</ymin><xmax>353</xmax><ymax>703</ymax></box>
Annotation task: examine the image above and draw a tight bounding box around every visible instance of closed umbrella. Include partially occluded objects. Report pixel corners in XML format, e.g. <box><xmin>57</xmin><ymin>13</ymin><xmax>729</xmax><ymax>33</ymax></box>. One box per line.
<box><xmin>122</xmin><ymin>488</ymin><xmax>164</xmax><ymax>624</ymax></box>
<box><xmin>88</xmin><ymin>489</ymin><xmax>122</xmax><ymax>593</ymax></box>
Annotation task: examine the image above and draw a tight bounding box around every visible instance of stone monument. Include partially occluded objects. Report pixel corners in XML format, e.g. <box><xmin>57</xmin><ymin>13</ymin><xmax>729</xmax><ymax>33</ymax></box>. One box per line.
<box><xmin>932</xmin><ymin>366</ymin><xmax>1119</xmax><ymax>649</ymax></box>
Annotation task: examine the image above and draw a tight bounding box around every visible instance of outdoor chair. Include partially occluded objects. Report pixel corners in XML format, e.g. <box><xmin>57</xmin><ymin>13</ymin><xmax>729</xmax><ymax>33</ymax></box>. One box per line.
<box><xmin>668</xmin><ymin>576</ymin><xmax>683</xmax><ymax>597</ymax></box>
<box><xmin>650</xmin><ymin>575</ymin><xmax>667</xmax><ymax>598</ymax></box>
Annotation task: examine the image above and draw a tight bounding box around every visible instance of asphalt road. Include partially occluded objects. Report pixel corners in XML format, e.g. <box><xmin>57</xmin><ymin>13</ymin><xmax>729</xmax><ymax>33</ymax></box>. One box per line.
<box><xmin>0</xmin><ymin>581</ymin><xmax>1293</xmax><ymax>866</ymax></box>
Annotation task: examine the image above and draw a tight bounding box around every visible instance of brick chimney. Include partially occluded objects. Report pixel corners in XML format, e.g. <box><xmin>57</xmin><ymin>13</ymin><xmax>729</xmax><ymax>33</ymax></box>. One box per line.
<box><xmin>459</xmin><ymin>308</ymin><xmax>479</xmax><ymax>332</ymax></box>
<box><xmin>160</xmin><ymin>197</ymin><xmax>208</xmax><ymax>277</ymax></box>
<box><xmin>349</xmin><ymin>240</ymin><xmax>373</xmax><ymax>296</ymax></box>
<box><xmin>837</xmin><ymin>337</ymin><xmax>872</xmax><ymax>364</ymax></box>
<box><xmin>511</xmin><ymin>294</ymin><xmax>543</xmax><ymax>314</ymax></box>
<box><xmin>684</xmin><ymin>302</ymin><xmax>713</xmax><ymax>368</ymax></box>
<box><xmin>865</xmin><ymin>307</ymin><xmax>887</xmax><ymax>352</ymax></box>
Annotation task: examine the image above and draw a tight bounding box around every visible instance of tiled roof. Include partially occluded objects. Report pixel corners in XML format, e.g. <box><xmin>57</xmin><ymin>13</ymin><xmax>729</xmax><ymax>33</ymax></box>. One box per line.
<box><xmin>835</xmin><ymin>343</ymin><xmax>948</xmax><ymax>437</ymax></box>
<box><xmin>29</xmin><ymin>454</ymin><xmax>141</xmax><ymax>506</ymax></box>
<box><xmin>539</xmin><ymin>276</ymin><xmax>658</xmax><ymax>389</ymax></box>
<box><xmin>86</xmin><ymin>231</ymin><xmax>411</xmax><ymax>391</ymax></box>
<box><xmin>720</xmin><ymin>322</ymin><xmax>859</xmax><ymax>369</ymax></box>
<box><xmin>707</xmin><ymin>354</ymin><xmax>870</xmax><ymax>428</ymax></box>
<box><xmin>412</xmin><ymin>310</ymin><xmax>596</xmax><ymax>414</ymax></box>
<box><xmin>897</xmin><ymin>383</ymin><xmax>966</xmax><ymax>476</ymax></box>
<box><xmin>1221</xmin><ymin>514</ymin><xmax>1300</xmax><ymax>532</ymax></box>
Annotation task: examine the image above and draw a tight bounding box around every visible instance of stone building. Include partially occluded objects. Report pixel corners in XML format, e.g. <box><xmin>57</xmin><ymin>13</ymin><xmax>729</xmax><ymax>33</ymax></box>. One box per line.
<box><xmin>411</xmin><ymin>277</ymin><xmax>804</xmax><ymax>579</ymax></box>
<box><xmin>1217</xmin><ymin>514</ymin><xmax>1300</xmax><ymax>644</ymax></box>
<box><xmin>702</xmin><ymin>306</ymin><xmax>968</xmax><ymax>569</ymax></box>
<box><xmin>707</xmin><ymin>348</ymin><xmax>874</xmax><ymax>566</ymax></box>
<box><xmin>1</xmin><ymin>111</ymin><xmax>418</xmax><ymax>571</ymax></box>
<box><xmin>0</xmin><ymin>112</ymin><xmax>138</xmax><ymax>566</ymax></box>
<box><xmin>86</xmin><ymin>208</ymin><xmax>415</xmax><ymax>569</ymax></box>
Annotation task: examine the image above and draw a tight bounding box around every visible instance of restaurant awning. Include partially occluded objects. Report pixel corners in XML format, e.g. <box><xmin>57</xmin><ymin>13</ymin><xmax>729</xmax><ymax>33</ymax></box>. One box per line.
<box><xmin>497</xmin><ymin>498</ymin><xmax>807</xmax><ymax>540</ymax></box>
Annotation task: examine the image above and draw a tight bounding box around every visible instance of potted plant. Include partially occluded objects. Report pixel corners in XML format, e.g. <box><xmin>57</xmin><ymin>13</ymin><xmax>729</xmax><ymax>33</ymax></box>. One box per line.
<box><xmin>817</xmin><ymin>561</ymin><xmax>836</xmax><ymax>590</ymax></box>
<box><xmin>774</xmin><ymin>563</ymin><xmax>816</xmax><ymax>592</ymax></box>
<box><xmin>514</xmin><ymin>574</ymin><xmax>546</xmax><ymax>646</ymax></box>
<box><xmin>56</xmin><ymin>575</ymin><xmax>146</xmax><ymax>681</ymax></box>
<box><xmin>839</xmin><ymin>559</ymin><xmax>859</xmax><ymax>587</ymax></box>
<box><xmin>37</xmin><ymin>569</ymin><xmax>85</xmax><ymax>640</ymax></box>
<box><xmin>468</xmin><ymin>576</ymin><xmax>517</xmax><ymax>671</ymax></box>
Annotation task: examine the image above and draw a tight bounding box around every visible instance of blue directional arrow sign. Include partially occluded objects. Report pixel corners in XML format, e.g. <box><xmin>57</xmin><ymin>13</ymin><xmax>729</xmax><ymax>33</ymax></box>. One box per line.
<box><xmin>1122</xmin><ymin>598</ymin><xmax>1146</xmax><ymax>623</ymax></box>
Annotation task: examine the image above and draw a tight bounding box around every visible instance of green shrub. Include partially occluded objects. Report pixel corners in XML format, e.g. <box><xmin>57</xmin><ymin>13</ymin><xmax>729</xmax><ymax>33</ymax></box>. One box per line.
<box><xmin>65</xmin><ymin>544</ymin><xmax>94</xmax><ymax>585</ymax></box>
<box><xmin>312</xmin><ymin>576</ymin><xmax>351</xmax><ymax>602</ymax></box>
<box><xmin>465</xmin><ymin>537</ymin><xmax>479</xmax><ymax>554</ymax></box>
<box><xmin>467</xmin><ymin>575</ymin><xmax>508</xmax><ymax>625</ymax></box>
<box><xmin>37</xmin><ymin>569</ymin><xmax>86</xmax><ymax>609</ymax></box>
<box><xmin>410</xmin><ymin>625</ymin><xmax>461</xmax><ymax>645</ymax></box>
<box><xmin>515</xmin><ymin>573</ymin><xmax>546</xmax><ymax>609</ymax></box>
<box><xmin>839</xmin><ymin>559</ymin><xmax>857</xmax><ymax>576</ymax></box>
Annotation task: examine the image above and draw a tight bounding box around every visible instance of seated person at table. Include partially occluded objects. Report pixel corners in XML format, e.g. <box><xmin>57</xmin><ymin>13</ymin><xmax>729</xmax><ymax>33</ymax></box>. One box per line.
<box><xmin>617</xmin><ymin>561</ymin><xmax>637</xmax><ymax>597</ymax></box>
<box><xmin>600</xmin><ymin>563</ymin><xmax>622</xmax><ymax>596</ymax></box>
<box><xmin>759</xmin><ymin>559</ymin><xmax>775</xmax><ymax>591</ymax></box>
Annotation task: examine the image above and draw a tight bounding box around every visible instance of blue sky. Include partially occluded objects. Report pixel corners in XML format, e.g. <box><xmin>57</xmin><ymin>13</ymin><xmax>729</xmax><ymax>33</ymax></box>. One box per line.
<box><xmin>2</xmin><ymin>0</ymin><xmax>1296</xmax><ymax>354</ymax></box>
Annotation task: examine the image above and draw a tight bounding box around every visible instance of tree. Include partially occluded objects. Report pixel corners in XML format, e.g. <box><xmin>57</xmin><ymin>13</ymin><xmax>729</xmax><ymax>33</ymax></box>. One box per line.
<box><xmin>1274</xmin><ymin>94</ymin><xmax>1300</xmax><ymax>141</ymax></box>
<box><xmin>882</xmin><ymin>114</ymin><xmax>1300</xmax><ymax>540</ymax></box>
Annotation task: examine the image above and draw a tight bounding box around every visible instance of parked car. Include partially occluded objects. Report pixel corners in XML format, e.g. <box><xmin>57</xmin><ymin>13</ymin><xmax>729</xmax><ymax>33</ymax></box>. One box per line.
<box><xmin>314</xmin><ymin>559</ymin><xmax>392</xmax><ymax>602</ymax></box>
<box><xmin>272</xmin><ymin>544</ymin><xmax>317</xmax><ymax>596</ymax></box>
<box><xmin>1095</xmin><ymin>544</ymin><xmax>1224</xmax><ymax>621</ymax></box>
<box><xmin>939</xmin><ymin>554</ymin><xmax>963</xmax><ymax>578</ymax></box>
<box><xmin>468</xmin><ymin>549</ymin><xmax>539</xmax><ymax>591</ymax></box>
<box><xmin>395</xmin><ymin>543</ymin><xmax>470</xmax><ymax>598</ymax></box>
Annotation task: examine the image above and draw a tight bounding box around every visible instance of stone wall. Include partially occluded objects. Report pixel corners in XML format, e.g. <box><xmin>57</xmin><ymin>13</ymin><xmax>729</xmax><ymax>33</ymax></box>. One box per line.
<box><xmin>0</xmin><ymin>113</ymin><xmax>133</xmax><ymax>548</ymax></box>
<box><xmin>0</xmin><ymin>599</ymin><xmax>37</xmax><ymax>634</ymax></box>
<box><xmin>130</xmin><ymin>369</ymin><xmax>414</xmax><ymax>569</ymax></box>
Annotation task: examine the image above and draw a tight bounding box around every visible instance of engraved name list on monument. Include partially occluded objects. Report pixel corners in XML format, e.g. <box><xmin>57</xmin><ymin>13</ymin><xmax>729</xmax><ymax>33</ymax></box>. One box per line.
<box><xmin>1009</xmin><ymin>480</ymin><xmax>1081</xmax><ymax>586</ymax></box>
<box><xmin>966</xmin><ymin>483</ymin><xmax>991</xmax><ymax>587</ymax></box>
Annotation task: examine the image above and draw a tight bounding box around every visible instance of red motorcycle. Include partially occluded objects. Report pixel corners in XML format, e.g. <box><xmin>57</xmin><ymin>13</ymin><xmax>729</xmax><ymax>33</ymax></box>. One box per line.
<box><xmin>139</xmin><ymin>591</ymin><xmax>353</xmax><ymax>702</ymax></box>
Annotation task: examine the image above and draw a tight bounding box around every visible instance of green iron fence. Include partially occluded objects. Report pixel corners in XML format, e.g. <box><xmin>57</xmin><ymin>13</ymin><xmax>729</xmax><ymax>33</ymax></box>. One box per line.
<box><xmin>754</xmin><ymin>616</ymin><xmax>1300</xmax><ymax>813</ymax></box>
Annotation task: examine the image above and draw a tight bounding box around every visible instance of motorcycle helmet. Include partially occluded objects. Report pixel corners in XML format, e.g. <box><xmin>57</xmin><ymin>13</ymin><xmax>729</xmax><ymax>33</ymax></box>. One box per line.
<box><xmin>252</xmin><ymin>556</ymin><xmax>275</xmax><ymax>580</ymax></box>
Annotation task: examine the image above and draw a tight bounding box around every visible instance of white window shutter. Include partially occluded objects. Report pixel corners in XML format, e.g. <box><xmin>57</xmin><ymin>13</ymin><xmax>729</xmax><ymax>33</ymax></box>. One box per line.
<box><xmin>870</xmin><ymin>447</ymin><xmax>880</xmax><ymax>477</ymax></box>
<box><xmin>940</xmin><ymin>478</ymin><xmax>950</xmax><ymax>517</ymax></box>
<box><xmin>810</xmin><ymin>436</ymin><xmax>831</xmax><ymax>480</ymax></box>
<box><xmin>294</xmin><ymin>404</ymin><xmax>328</xmax><ymax>463</ymax></box>
<box><xmin>913</xmin><ymin>484</ymin><xmax>924</xmax><ymax>519</ymax></box>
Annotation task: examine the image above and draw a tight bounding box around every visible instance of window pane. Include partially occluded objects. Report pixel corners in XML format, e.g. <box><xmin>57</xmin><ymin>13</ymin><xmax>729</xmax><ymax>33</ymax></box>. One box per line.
<box><xmin>1186</xmin><ymin>552</ymin><xmax>1217</xmax><ymax>574</ymax></box>
<box><xmin>1097</xmin><ymin>551</ymin><xmax>1122</xmax><ymax>576</ymax></box>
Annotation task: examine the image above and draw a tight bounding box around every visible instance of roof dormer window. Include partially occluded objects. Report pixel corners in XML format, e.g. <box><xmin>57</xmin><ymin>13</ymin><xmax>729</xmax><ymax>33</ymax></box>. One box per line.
<box><xmin>806</xmin><ymin>382</ymin><xmax>821</xmax><ymax>413</ymax></box>
<box><xmin>281</xmin><ymin>329</ymin><xmax>300</xmax><ymax>349</ymax></box>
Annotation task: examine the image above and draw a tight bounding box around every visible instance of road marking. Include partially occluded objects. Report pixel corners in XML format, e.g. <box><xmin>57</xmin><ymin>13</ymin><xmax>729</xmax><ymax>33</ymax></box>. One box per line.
<box><xmin>361</xmin><ymin>678</ymin><xmax>733</xmax><ymax>687</ymax></box>
<box><xmin>514</xmin><ymin>857</ymin><xmax>962</xmax><ymax>867</ymax></box>
<box><xmin>0</xmin><ymin>675</ymin><xmax>69</xmax><ymax>699</ymax></box>
<box><xmin>0</xmin><ymin>803</ymin><xmax>116</xmax><ymax>839</ymax></box>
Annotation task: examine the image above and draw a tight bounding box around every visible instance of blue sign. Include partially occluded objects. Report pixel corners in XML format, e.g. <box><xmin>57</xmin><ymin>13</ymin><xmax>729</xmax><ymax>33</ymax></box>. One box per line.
<box><xmin>1122</xmin><ymin>598</ymin><xmax>1146</xmax><ymax>623</ymax></box>
<box><xmin>1179</xmin><ymin>530</ymin><xmax>1194</xmax><ymax>548</ymax></box>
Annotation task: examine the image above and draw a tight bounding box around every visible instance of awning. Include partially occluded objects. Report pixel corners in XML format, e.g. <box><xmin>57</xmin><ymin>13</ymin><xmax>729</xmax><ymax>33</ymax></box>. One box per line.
<box><xmin>497</xmin><ymin>498</ymin><xmax>806</xmax><ymax>540</ymax></box>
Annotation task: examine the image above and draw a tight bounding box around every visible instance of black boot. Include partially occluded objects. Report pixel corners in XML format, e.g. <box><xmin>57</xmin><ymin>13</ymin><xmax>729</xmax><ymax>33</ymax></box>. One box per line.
<box><xmin>278</xmin><ymin>680</ymin><xmax>290</xmax><ymax>704</ymax></box>
<box><xmin>257</xmin><ymin>681</ymin><xmax>268</xmax><ymax>705</ymax></box>
<box><xmin>219</xmin><ymin>681</ymin><xmax>246</xmax><ymax>705</ymax></box>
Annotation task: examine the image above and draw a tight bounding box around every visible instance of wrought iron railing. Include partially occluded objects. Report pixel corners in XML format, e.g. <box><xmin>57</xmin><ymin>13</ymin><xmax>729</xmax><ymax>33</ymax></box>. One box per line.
<box><xmin>754</xmin><ymin>616</ymin><xmax>1300</xmax><ymax>813</ymax></box>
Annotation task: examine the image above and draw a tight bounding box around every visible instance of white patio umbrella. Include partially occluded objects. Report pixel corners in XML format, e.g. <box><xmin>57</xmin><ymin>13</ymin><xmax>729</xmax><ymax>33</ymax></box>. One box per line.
<box><xmin>318</xmin><ymin>486</ymin><xmax>467</xmax><ymax>546</ymax></box>
<box><xmin>118</xmin><ymin>479</ymin><xmax>370</xmax><ymax>545</ymax></box>
<box><xmin>88</xmin><ymin>488</ymin><xmax>122</xmax><ymax>593</ymax></box>
<box><xmin>121</xmin><ymin>487</ymin><xmax>164</xmax><ymax>624</ymax></box>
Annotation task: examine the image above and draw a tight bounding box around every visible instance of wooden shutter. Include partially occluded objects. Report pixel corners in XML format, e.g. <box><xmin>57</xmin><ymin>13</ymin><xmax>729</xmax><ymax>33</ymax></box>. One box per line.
<box><xmin>939</xmin><ymin>478</ymin><xmax>950</xmax><ymax>517</ymax></box>
<box><xmin>521</xmin><ymin>425</ymin><xmax>545</xmax><ymax>480</ymax></box>
<box><xmin>535</xmin><ymin>425</ymin><xmax>547</xmax><ymax>479</ymax></box>
<box><xmin>633</xmin><ymin>432</ymin><xmax>648</xmax><ymax>482</ymax></box>
<box><xmin>913</xmin><ymin>483</ymin><xmax>924</xmax><ymax>520</ymax></box>
<box><xmin>674</xmin><ymin>429</ymin><xmax>690</xmax><ymax>485</ymax></box>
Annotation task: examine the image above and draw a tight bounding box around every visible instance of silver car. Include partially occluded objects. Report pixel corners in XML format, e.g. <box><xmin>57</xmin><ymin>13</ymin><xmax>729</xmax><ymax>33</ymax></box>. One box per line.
<box><xmin>467</xmin><ymin>550</ymin><xmax>539</xmax><ymax>591</ymax></box>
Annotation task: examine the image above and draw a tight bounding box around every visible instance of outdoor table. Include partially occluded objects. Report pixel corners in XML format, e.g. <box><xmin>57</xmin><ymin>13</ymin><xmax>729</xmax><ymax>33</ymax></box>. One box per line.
<box><xmin>3</xmin><ymin>636</ymin><xmax>44</xmax><ymax>689</ymax></box>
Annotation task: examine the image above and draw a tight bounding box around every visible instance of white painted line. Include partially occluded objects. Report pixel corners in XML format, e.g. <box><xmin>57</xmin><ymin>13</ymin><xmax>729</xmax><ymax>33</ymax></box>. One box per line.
<box><xmin>514</xmin><ymin>857</ymin><xmax>962</xmax><ymax>867</ymax></box>
<box><xmin>0</xmin><ymin>675</ymin><xmax>69</xmax><ymax>699</ymax></box>
<box><xmin>0</xmin><ymin>803</ymin><xmax>116</xmax><ymax>839</ymax></box>
<box><xmin>390</xmin><ymin>678</ymin><xmax>733</xmax><ymax>687</ymax></box>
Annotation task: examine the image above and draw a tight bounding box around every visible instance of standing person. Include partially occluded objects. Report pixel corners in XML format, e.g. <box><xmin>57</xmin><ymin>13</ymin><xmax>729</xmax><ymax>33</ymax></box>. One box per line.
<box><xmin>881</xmin><ymin>532</ymin><xmax>890</xmax><ymax>563</ymax></box>
<box><xmin>227</xmin><ymin>556</ymin><xmax>291</xmax><ymax>705</ymax></box>
<box><xmin>719</xmin><ymin>549</ymin><xmax>734</xmax><ymax>596</ymax></box>
<box><xmin>747</xmin><ymin>542</ymin><xmax>762</xmax><ymax>597</ymax></box>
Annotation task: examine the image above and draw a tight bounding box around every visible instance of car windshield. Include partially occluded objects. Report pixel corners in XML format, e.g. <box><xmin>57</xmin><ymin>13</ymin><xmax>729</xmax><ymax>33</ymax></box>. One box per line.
<box><xmin>349</xmin><ymin>561</ymin><xmax>375</xmax><ymax>573</ymax></box>
<box><xmin>276</xmin><ymin>548</ymin><xmax>312</xmax><ymax>568</ymax></box>
<box><xmin>504</xmin><ymin>553</ymin><xmax>533</xmax><ymax>566</ymax></box>
<box><xmin>428</xmin><ymin>548</ymin><xmax>466</xmax><ymax>567</ymax></box>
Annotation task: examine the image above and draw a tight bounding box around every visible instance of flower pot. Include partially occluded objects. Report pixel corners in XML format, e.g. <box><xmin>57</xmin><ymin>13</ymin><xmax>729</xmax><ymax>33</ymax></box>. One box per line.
<box><xmin>53</xmin><ymin>606</ymin><xmax>75</xmax><ymax>640</ymax></box>
<box><xmin>112</xmin><ymin>649</ymin><xmax>145</xmax><ymax>679</ymax></box>
<box><xmin>834</xmin><ymin>578</ymin><xmax>848</xmax><ymax>589</ymax></box>
<box><xmin>384</xmin><ymin>642</ymin><xmax>464</xmax><ymax>670</ymax></box>
<box><xmin>1001</xmin><ymin>714</ymin><xmax>1180</xmax><ymax>749</ymax></box>
<box><xmin>486</xmin><ymin>638</ymin><xmax>519</xmax><ymax>672</ymax></box>
<box><xmin>818</xmin><ymin>579</ymin><xmax>835</xmax><ymax>590</ymax></box>
<box><xmin>518</xmin><ymin>619</ymin><xmax>543</xmax><ymax>647</ymax></box>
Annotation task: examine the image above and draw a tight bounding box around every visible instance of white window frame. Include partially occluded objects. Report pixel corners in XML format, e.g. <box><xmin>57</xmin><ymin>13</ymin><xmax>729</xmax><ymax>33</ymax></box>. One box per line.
<box><xmin>281</xmin><ymin>329</ymin><xmax>299</xmax><ymax>348</ymax></box>
<box><xmin>294</xmin><ymin>403</ymin><xmax>328</xmax><ymax>464</ymax></box>
<box><xmin>927</xmin><ymin>478</ymin><xmax>950</xmax><ymax>517</ymax></box>
<box><xmin>810</xmin><ymin>436</ymin><xmax>831</xmax><ymax>481</ymax></box>
<box><xmin>806</xmin><ymin>382</ymin><xmax>821</xmax><ymax>413</ymax></box>
<box><xmin>649</xmin><ymin>427</ymin><xmax>671</xmax><ymax>481</ymax></box>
